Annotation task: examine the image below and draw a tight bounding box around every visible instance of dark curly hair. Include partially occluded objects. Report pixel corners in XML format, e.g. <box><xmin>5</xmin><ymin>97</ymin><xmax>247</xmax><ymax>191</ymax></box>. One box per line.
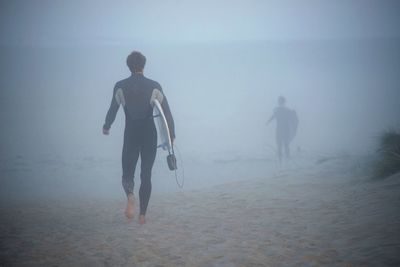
<box><xmin>126</xmin><ymin>51</ymin><xmax>146</xmax><ymax>73</ymax></box>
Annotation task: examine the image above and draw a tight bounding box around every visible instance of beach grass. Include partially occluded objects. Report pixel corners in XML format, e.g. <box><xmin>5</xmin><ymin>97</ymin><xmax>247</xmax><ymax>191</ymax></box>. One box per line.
<box><xmin>374</xmin><ymin>129</ymin><xmax>400</xmax><ymax>178</ymax></box>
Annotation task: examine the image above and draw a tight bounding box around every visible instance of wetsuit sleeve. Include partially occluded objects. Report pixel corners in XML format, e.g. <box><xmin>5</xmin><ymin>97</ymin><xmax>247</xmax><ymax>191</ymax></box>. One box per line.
<box><xmin>103</xmin><ymin>84</ymin><xmax>120</xmax><ymax>130</ymax></box>
<box><xmin>267</xmin><ymin>109</ymin><xmax>276</xmax><ymax>124</ymax></box>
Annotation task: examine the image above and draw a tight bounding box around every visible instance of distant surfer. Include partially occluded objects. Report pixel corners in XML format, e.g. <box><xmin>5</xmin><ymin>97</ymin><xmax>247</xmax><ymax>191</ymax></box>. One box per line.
<box><xmin>266</xmin><ymin>96</ymin><xmax>298</xmax><ymax>163</ymax></box>
<box><xmin>103</xmin><ymin>51</ymin><xmax>175</xmax><ymax>224</ymax></box>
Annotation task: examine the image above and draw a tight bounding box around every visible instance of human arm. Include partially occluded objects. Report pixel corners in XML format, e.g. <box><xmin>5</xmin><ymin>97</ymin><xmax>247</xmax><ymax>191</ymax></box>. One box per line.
<box><xmin>102</xmin><ymin>84</ymin><xmax>120</xmax><ymax>134</ymax></box>
<box><xmin>161</xmin><ymin>95</ymin><xmax>175</xmax><ymax>143</ymax></box>
<box><xmin>266</xmin><ymin>114</ymin><xmax>275</xmax><ymax>126</ymax></box>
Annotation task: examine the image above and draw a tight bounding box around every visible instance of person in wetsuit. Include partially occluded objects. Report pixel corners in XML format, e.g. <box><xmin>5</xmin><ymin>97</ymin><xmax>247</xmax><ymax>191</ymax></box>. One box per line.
<box><xmin>266</xmin><ymin>96</ymin><xmax>297</xmax><ymax>163</ymax></box>
<box><xmin>103</xmin><ymin>51</ymin><xmax>175</xmax><ymax>224</ymax></box>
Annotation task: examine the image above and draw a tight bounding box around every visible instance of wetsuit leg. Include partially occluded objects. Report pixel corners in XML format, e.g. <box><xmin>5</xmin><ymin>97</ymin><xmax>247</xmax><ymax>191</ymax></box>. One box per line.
<box><xmin>121</xmin><ymin>123</ymin><xmax>140</xmax><ymax>196</ymax></box>
<box><xmin>276</xmin><ymin>135</ymin><xmax>283</xmax><ymax>163</ymax></box>
<box><xmin>284</xmin><ymin>138</ymin><xmax>290</xmax><ymax>159</ymax></box>
<box><xmin>139</xmin><ymin>121</ymin><xmax>157</xmax><ymax>215</ymax></box>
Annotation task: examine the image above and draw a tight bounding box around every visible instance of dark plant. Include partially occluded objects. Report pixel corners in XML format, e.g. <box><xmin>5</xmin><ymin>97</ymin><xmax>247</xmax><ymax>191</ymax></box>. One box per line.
<box><xmin>375</xmin><ymin>129</ymin><xmax>400</xmax><ymax>178</ymax></box>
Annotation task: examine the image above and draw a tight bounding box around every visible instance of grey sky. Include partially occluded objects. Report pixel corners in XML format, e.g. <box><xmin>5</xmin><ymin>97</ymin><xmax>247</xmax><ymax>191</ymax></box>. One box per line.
<box><xmin>1</xmin><ymin>0</ymin><xmax>400</xmax><ymax>45</ymax></box>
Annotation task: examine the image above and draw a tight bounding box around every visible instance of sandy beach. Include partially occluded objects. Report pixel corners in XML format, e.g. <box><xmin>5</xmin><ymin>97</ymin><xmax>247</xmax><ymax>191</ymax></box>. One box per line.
<box><xmin>1</xmin><ymin>154</ymin><xmax>399</xmax><ymax>267</ymax></box>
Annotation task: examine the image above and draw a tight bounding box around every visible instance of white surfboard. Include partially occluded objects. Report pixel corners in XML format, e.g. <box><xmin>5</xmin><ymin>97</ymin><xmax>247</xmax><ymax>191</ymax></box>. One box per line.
<box><xmin>152</xmin><ymin>99</ymin><xmax>172</xmax><ymax>153</ymax></box>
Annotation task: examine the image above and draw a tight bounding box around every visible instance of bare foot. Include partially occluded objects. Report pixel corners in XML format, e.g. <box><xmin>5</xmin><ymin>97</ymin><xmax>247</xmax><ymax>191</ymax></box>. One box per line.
<box><xmin>125</xmin><ymin>194</ymin><xmax>135</xmax><ymax>220</ymax></box>
<box><xmin>139</xmin><ymin>215</ymin><xmax>146</xmax><ymax>225</ymax></box>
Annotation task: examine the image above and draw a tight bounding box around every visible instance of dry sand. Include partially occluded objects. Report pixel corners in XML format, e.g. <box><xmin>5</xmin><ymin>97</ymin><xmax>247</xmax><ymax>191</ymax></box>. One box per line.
<box><xmin>1</xmin><ymin>157</ymin><xmax>400</xmax><ymax>266</ymax></box>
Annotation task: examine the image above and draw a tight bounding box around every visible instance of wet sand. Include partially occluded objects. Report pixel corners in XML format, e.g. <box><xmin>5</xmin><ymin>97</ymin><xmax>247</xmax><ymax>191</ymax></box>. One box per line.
<box><xmin>1</xmin><ymin>157</ymin><xmax>400</xmax><ymax>266</ymax></box>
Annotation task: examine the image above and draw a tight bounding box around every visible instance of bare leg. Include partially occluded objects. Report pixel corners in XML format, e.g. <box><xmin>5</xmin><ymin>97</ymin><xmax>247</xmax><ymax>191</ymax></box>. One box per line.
<box><xmin>139</xmin><ymin>215</ymin><xmax>146</xmax><ymax>225</ymax></box>
<box><xmin>125</xmin><ymin>193</ymin><xmax>135</xmax><ymax>220</ymax></box>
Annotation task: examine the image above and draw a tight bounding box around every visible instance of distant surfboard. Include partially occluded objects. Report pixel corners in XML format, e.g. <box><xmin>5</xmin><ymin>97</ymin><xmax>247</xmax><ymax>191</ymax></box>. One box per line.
<box><xmin>152</xmin><ymin>99</ymin><xmax>173</xmax><ymax>153</ymax></box>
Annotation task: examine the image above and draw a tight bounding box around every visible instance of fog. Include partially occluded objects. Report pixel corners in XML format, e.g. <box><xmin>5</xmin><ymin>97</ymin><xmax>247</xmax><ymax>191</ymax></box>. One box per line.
<box><xmin>2</xmin><ymin>1</ymin><xmax>400</xmax><ymax>266</ymax></box>
<box><xmin>1</xmin><ymin>0</ymin><xmax>400</xmax><ymax>198</ymax></box>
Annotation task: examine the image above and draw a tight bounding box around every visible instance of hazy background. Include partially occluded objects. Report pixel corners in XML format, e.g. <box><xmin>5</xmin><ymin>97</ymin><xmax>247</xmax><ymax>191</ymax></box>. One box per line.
<box><xmin>1</xmin><ymin>0</ymin><xmax>400</xmax><ymax>198</ymax></box>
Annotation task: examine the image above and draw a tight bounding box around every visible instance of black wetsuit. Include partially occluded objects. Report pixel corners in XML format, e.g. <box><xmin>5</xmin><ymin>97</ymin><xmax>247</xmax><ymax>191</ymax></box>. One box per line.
<box><xmin>103</xmin><ymin>73</ymin><xmax>175</xmax><ymax>215</ymax></box>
